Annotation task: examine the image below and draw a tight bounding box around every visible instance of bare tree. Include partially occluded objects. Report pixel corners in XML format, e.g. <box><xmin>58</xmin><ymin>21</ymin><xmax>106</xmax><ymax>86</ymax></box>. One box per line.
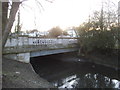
<box><xmin>2</xmin><ymin>0</ymin><xmax>54</xmax><ymax>48</ymax></box>
<box><xmin>2</xmin><ymin>2</ymin><xmax>21</xmax><ymax>48</ymax></box>
<box><xmin>2</xmin><ymin>2</ymin><xmax>8</xmax><ymax>35</ymax></box>
<box><xmin>103</xmin><ymin>0</ymin><xmax>118</xmax><ymax>28</ymax></box>
<box><xmin>89</xmin><ymin>0</ymin><xmax>118</xmax><ymax>31</ymax></box>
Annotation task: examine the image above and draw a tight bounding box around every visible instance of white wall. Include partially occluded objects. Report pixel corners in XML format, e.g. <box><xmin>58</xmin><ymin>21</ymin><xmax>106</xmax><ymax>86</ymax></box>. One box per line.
<box><xmin>5</xmin><ymin>37</ymin><xmax>78</xmax><ymax>47</ymax></box>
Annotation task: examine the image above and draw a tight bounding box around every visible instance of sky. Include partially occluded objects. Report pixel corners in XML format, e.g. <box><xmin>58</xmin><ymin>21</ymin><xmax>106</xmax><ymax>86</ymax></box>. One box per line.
<box><xmin>13</xmin><ymin>0</ymin><xmax>120</xmax><ymax>32</ymax></box>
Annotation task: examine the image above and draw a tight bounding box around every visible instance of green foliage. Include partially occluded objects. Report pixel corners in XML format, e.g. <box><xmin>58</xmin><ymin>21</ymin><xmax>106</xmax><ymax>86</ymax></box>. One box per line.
<box><xmin>111</xmin><ymin>27</ymin><xmax>120</xmax><ymax>49</ymax></box>
<box><xmin>77</xmin><ymin>24</ymin><xmax>119</xmax><ymax>55</ymax></box>
<box><xmin>76</xmin><ymin>7</ymin><xmax>119</xmax><ymax>55</ymax></box>
<box><xmin>76</xmin><ymin>22</ymin><xmax>120</xmax><ymax>54</ymax></box>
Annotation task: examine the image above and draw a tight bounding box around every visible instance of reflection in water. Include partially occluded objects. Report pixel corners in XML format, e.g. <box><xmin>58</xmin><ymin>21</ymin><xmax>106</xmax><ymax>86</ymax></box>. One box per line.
<box><xmin>30</xmin><ymin>53</ymin><xmax>120</xmax><ymax>88</ymax></box>
<box><xmin>53</xmin><ymin>73</ymin><xmax>120</xmax><ymax>88</ymax></box>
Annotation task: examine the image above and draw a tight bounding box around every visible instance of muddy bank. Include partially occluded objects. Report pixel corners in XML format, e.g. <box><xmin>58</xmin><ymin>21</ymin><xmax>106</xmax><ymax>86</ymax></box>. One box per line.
<box><xmin>78</xmin><ymin>51</ymin><xmax>120</xmax><ymax>70</ymax></box>
<box><xmin>2</xmin><ymin>58</ymin><xmax>54</xmax><ymax>88</ymax></box>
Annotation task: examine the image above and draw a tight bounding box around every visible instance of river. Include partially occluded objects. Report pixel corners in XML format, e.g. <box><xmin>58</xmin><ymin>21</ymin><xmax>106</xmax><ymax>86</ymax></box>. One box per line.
<box><xmin>30</xmin><ymin>52</ymin><xmax>120</xmax><ymax>88</ymax></box>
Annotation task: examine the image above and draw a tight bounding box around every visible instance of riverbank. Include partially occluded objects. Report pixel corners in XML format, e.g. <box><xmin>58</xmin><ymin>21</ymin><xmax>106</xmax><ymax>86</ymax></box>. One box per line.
<box><xmin>30</xmin><ymin>52</ymin><xmax>120</xmax><ymax>88</ymax></box>
<box><xmin>2</xmin><ymin>52</ymin><xmax>119</xmax><ymax>88</ymax></box>
<box><xmin>2</xmin><ymin>58</ymin><xmax>54</xmax><ymax>88</ymax></box>
<box><xmin>78</xmin><ymin>51</ymin><xmax>120</xmax><ymax>70</ymax></box>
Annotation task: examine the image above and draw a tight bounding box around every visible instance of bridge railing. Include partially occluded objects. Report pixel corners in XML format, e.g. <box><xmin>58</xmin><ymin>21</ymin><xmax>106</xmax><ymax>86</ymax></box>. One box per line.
<box><xmin>3</xmin><ymin>36</ymin><xmax>78</xmax><ymax>54</ymax></box>
<box><xmin>29</xmin><ymin>38</ymin><xmax>77</xmax><ymax>45</ymax></box>
<box><xmin>5</xmin><ymin>36</ymin><xmax>78</xmax><ymax>47</ymax></box>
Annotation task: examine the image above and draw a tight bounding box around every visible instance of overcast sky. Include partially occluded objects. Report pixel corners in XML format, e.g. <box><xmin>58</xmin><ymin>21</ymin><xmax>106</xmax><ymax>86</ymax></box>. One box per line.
<box><xmin>13</xmin><ymin>0</ymin><xmax>120</xmax><ymax>32</ymax></box>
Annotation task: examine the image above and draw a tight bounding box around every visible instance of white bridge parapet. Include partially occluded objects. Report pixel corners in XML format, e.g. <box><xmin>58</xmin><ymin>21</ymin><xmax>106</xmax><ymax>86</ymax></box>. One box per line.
<box><xmin>4</xmin><ymin>36</ymin><xmax>78</xmax><ymax>63</ymax></box>
<box><xmin>5</xmin><ymin>36</ymin><xmax>78</xmax><ymax>47</ymax></box>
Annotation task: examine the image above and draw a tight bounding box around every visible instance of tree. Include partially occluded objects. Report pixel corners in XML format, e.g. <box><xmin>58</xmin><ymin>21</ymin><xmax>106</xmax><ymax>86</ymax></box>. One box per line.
<box><xmin>15</xmin><ymin>9</ymin><xmax>21</xmax><ymax>34</ymax></box>
<box><xmin>48</xmin><ymin>26</ymin><xmax>63</xmax><ymax>37</ymax></box>
<box><xmin>63</xmin><ymin>31</ymin><xmax>68</xmax><ymax>35</ymax></box>
<box><xmin>2</xmin><ymin>2</ymin><xmax>21</xmax><ymax>48</ymax></box>
<box><xmin>2</xmin><ymin>0</ymin><xmax>54</xmax><ymax>48</ymax></box>
<box><xmin>76</xmin><ymin>1</ymin><xmax>118</xmax><ymax>55</ymax></box>
<box><xmin>99</xmin><ymin>3</ymin><xmax>104</xmax><ymax>30</ymax></box>
<box><xmin>2</xmin><ymin>2</ymin><xmax>8</xmax><ymax>35</ymax></box>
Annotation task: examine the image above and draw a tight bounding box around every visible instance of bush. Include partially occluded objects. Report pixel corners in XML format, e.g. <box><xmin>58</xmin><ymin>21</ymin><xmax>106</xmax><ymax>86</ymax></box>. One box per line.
<box><xmin>79</xmin><ymin>29</ymin><xmax>117</xmax><ymax>55</ymax></box>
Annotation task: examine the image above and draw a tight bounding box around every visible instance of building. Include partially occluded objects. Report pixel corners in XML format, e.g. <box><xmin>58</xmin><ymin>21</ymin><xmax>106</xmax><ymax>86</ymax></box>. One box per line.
<box><xmin>118</xmin><ymin>1</ymin><xmax>120</xmax><ymax>26</ymax></box>
<box><xmin>66</xmin><ymin>29</ymin><xmax>78</xmax><ymax>38</ymax></box>
<box><xmin>57</xmin><ymin>29</ymin><xmax>78</xmax><ymax>38</ymax></box>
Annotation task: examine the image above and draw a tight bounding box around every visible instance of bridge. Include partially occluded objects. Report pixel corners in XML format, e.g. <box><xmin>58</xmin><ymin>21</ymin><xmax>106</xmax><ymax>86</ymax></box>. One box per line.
<box><xmin>3</xmin><ymin>35</ymin><xmax>78</xmax><ymax>63</ymax></box>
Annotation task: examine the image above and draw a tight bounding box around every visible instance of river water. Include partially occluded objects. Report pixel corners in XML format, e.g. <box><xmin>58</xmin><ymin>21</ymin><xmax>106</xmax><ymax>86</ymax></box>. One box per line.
<box><xmin>30</xmin><ymin>53</ymin><xmax>120</xmax><ymax>88</ymax></box>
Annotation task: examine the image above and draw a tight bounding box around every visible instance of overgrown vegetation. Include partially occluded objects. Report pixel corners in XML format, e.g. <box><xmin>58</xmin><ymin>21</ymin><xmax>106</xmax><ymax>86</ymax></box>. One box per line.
<box><xmin>77</xmin><ymin>26</ymin><xmax>119</xmax><ymax>56</ymax></box>
<box><xmin>75</xmin><ymin>1</ymin><xmax>119</xmax><ymax>56</ymax></box>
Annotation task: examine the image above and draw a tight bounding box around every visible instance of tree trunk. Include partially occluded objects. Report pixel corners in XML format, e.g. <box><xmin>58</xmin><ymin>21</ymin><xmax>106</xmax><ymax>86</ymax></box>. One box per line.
<box><xmin>2</xmin><ymin>2</ymin><xmax>8</xmax><ymax>35</ymax></box>
<box><xmin>2</xmin><ymin>2</ymin><xmax>21</xmax><ymax>48</ymax></box>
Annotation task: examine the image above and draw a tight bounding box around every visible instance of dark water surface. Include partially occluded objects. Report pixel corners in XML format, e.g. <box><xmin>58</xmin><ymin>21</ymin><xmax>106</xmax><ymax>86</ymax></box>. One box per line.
<box><xmin>30</xmin><ymin>53</ymin><xmax>120</xmax><ymax>88</ymax></box>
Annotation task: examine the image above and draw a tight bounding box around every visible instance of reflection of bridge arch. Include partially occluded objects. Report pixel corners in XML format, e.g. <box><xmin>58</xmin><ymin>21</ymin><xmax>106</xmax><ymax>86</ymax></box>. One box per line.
<box><xmin>3</xmin><ymin>36</ymin><xmax>78</xmax><ymax>63</ymax></box>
